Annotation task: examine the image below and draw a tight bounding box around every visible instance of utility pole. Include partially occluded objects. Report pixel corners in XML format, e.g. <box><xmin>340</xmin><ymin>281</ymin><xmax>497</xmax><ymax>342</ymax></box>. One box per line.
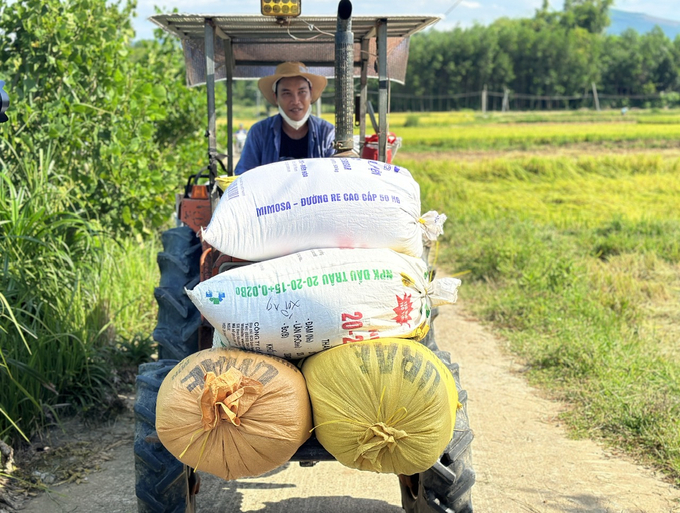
<box><xmin>502</xmin><ymin>87</ymin><xmax>509</xmax><ymax>112</ymax></box>
<box><xmin>591</xmin><ymin>82</ymin><xmax>601</xmax><ymax>112</ymax></box>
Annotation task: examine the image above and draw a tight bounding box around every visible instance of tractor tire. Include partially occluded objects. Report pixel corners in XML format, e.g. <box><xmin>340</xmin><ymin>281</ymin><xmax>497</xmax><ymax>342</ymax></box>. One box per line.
<box><xmin>420</xmin><ymin>323</ymin><xmax>439</xmax><ymax>352</ymax></box>
<box><xmin>400</xmin><ymin>358</ymin><xmax>476</xmax><ymax>513</ymax></box>
<box><xmin>134</xmin><ymin>360</ymin><xmax>196</xmax><ymax>513</ymax></box>
<box><xmin>153</xmin><ymin>226</ymin><xmax>202</xmax><ymax>361</ymax></box>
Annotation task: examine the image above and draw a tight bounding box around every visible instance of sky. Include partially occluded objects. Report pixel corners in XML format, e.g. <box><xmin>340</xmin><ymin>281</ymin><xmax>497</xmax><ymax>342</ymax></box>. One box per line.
<box><xmin>133</xmin><ymin>0</ymin><xmax>680</xmax><ymax>40</ymax></box>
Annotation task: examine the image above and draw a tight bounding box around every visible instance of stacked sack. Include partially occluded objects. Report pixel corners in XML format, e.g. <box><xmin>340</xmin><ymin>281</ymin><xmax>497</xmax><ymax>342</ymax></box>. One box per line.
<box><xmin>302</xmin><ymin>338</ymin><xmax>458</xmax><ymax>474</ymax></box>
<box><xmin>168</xmin><ymin>157</ymin><xmax>460</xmax><ymax>478</ymax></box>
<box><xmin>190</xmin><ymin>157</ymin><xmax>458</xmax><ymax>358</ymax></box>
<box><xmin>203</xmin><ymin>157</ymin><xmax>444</xmax><ymax>261</ymax></box>
<box><xmin>155</xmin><ymin>347</ymin><xmax>312</xmax><ymax>480</ymax></box>
<box><xmin>186</xmin><ymin>247</ymin><xmax>459</xmax><ymax>359</ymax></box>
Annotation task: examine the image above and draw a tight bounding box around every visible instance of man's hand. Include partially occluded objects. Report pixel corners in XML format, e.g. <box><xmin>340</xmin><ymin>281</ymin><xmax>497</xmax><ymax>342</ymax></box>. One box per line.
<box><xmin>0</xmin><ymin>81</ymin><xmax>9</xmax><ymax>123</ymax></box>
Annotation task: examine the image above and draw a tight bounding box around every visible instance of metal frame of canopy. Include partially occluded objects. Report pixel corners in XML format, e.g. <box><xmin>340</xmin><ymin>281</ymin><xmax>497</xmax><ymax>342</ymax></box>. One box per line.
<box><xmin>149</xmin><ymin>13</ymin><xmax>440</xmax><ymax>172</ymax></box>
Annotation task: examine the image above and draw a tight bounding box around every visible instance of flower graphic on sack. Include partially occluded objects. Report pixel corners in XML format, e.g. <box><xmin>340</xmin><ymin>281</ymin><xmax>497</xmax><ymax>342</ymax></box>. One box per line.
<box><xmin>393</xmin><ymin>293</ymin><xmax>414</xmax><ymax>327</ymax></box>
<box><xmin>205</xmin><ymin>291</ymin><xmax>226</xmax><ymax>305</ymax></box>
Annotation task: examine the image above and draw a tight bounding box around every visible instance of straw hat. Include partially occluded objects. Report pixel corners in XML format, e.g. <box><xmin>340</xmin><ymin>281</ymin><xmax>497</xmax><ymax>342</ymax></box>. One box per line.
<box><xmin>258</xmin><ymin>62</ymin><xmax>328</xmax><ymax>106</ymax></box>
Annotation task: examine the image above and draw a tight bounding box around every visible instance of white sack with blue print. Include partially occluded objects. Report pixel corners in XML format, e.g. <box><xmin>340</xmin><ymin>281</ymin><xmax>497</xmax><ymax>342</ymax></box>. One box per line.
<box><xmin>185</xmin><ymin>248</ymin><xmax>461</xmax><ymax>360</ymax></box>
<box><xmin>203</xmin><ymin>158</ymin><xmax>446</xmax><ymax>261</ymax></box>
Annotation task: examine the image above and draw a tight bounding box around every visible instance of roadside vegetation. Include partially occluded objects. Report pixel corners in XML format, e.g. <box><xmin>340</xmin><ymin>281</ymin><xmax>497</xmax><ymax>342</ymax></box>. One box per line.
<box><xmin>396</xmin><ymin>149</ymin><xmax>680</xmax><ymax>484</ymax></box>
<box><xmin>1</xmin><ymin>0</ymin><xmax>679</xmax><ymax>495</ymax></box>
<box><xmin>0</xmin><ymin>0</ymin><xmax>210</xmax><ymax>444</ymax></box>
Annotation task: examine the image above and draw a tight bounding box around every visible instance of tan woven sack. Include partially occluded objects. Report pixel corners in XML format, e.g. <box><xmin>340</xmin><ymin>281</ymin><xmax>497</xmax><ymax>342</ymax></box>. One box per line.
<box><xmin>156</xmin><ymin>347</ymin><xmax>312</xmax><ymax>480</ymax></box>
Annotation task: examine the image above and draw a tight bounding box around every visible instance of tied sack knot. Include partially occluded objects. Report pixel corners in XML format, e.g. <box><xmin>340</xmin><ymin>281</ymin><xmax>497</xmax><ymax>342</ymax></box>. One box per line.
<box><xmin>417</xmin><ymin>211</ymin><xmax>447</xmax><ymax>242</ymax></box>
<box><xmin>199</xmin><ymin>368</ymin><xmax>264</xmax><ymax>431</ymax></box>
<box><xmin>425</xmin><ymin>277</ymin><xmax>461</xmax><ymax>308</ymax></box>
<box><xmin>354</xmin><ymin>422</ymin><xmax>408</xmax><ymax>471</ymax></box>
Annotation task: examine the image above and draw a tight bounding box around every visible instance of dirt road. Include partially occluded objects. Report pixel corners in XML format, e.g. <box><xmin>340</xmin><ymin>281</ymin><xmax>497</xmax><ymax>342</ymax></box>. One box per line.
<box><xmin>15</xmin><ymin>306</ymin><xmax>680</xmax><ymax>513</ymax></box>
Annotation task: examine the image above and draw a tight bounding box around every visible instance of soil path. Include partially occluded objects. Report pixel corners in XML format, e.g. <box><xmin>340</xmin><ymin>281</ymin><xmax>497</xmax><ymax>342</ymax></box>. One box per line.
<box><xmin>14</xmin><ymin>305</ymin><xmax>680</xmax><ymax>513</ymax></box>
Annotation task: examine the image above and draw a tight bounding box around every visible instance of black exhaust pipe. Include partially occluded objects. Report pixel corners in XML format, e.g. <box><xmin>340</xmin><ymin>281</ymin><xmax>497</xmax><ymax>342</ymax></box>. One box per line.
<box><xmin>334</xmin><ymin>0</ymin><xmax>357</xmax><ymax>155</ymax></box>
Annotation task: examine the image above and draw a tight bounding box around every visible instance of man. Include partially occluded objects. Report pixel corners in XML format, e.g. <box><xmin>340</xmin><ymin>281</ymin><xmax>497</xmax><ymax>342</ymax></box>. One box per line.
<box><xmin>234</xmin><ymin>62</ymin><xmax>335</xmax><ymax>175</ymax></box>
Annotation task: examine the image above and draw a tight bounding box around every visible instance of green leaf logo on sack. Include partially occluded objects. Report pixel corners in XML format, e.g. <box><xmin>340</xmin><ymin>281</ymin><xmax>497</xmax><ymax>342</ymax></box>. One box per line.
<box><xmin>206</xmin><ymin>291</ymin><xmax>226</xmax><ymax>305</ymax></box>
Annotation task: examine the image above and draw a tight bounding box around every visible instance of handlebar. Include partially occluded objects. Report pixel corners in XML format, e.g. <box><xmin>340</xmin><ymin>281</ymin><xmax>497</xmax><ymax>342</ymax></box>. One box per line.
<box><xmin>0</xmin><ymin>81</ymin><xmax>9</xmax><ymax>124</ymax></box>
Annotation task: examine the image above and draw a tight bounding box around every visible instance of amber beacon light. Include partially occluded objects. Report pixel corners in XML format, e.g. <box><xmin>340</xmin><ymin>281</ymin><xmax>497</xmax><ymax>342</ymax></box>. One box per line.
<box><xmin>261</xmin><ymin>0</ymin><xmax>301</xmax><ymax>17</ymax></box>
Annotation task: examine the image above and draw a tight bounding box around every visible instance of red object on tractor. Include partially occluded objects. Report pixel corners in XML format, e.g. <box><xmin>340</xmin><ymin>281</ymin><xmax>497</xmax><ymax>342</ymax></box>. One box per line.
<box><xmin>179</xmin><ymin>185</ymin><xmax>211</xmax><ymax>234</ymax></box>
<box><xmin>361</xmin><ymin>133</ymin><xmax>400</xmax><ymax>163</ymax></box>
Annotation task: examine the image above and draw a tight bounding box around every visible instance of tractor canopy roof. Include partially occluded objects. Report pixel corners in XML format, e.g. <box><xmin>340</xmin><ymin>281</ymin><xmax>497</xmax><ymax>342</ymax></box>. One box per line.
<box><xmin>149</xmin><ymin>14</ymin><xmax>440</xmax><ymax>87</ymax></box>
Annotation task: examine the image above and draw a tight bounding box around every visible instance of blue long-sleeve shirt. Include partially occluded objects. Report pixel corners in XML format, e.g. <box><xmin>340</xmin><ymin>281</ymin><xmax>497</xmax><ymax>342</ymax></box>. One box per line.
<box><xmin>234</xmin><ymin>114</ymin><xmax>335</xmax><ymax>175</ymax></box>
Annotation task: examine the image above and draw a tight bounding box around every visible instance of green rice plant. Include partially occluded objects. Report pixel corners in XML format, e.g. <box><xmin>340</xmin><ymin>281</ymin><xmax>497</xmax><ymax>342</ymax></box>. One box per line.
<box><xmin>402</xmin><ymin>153</ymin><xmax>680</xmax><ymax>482</ymax></box>
<box><xmin>636</xmin><ymin>116</ymin><xmax>680</xmax><ymax>125</ymax></box>
<box><xmin>404</xmin><ymin>114</ymin><xmax>420</xmax><ymax>127</ymax></box>
<box><xmin>589</xmin><ymin>217</ymin><xmax>680</xmax><ymax>262</ymax></box>
<box><xmin>97</xmin><ymin>237</ymin><xmax>160</xmax><ymax>344</ymax></box>
<box><xmin>408</xmin><ymin>153</ymin><xmax>680</xmax><ymax>228</ymax></box>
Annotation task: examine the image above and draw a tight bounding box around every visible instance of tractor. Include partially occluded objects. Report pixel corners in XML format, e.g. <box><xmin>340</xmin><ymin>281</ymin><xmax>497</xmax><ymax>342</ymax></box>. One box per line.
<box><xmin>133</xmin><ymin>1</ymin><xmax>475</xmax><ymax>511</ymax></box>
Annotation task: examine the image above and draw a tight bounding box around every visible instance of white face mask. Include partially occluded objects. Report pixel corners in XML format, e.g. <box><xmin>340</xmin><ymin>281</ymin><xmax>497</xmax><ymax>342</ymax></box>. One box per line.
<box><xmin>278</xmin><ymin>105</ymin><xmax>312</xmax><ymax>131</ymax></box>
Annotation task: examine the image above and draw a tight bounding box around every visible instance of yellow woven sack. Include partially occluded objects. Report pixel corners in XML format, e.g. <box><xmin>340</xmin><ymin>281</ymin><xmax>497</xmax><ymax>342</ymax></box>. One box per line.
<box><xmin>156</xmin><ymin>347</ymin><xmax>312</xmax><ymax>480</ymax></box>
<box><xmin>302</xmin><ymin>338</ymin><xmax>458</xmax><ymax>475</ymax></box>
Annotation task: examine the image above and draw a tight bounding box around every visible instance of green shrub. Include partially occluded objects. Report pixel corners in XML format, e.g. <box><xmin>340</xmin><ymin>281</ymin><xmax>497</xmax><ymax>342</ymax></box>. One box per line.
<box><xmin>0</xmin><ymin>0</ymin><xmax>206</xmax><ymax>236</ymax></box>
<box><xmin>0</xmin><ymin>145</ymin><xmax>161</xmax><ymax>440</ymax></box>
<box><xmin>404</xmin><ymin>114</ymin><xmax>420</xmax><ymax>127</ymax></box>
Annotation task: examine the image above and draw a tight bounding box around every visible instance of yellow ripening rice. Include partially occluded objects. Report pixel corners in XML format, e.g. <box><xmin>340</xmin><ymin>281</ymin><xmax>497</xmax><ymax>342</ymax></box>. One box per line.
<box><xmin>156</xmin><ymin>347</ymin><xmax>312</xmax><ymax>480</ymax></box>
<box><xmin>302</xmin><ymin>338</ymin><xmax>458</xmax><ymax>475</ymax></box>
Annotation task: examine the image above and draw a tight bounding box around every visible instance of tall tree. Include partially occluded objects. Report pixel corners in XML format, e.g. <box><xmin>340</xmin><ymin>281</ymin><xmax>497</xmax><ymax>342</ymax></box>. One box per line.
<box><xmin>561</xmin><ymin>0</ymin><xmax>614</xmax><ymax>34</ymax></box>
<box><xmin>395</xmin><ymin>0</ymin><xmax>679</xmax><ymax>109</ymax></box>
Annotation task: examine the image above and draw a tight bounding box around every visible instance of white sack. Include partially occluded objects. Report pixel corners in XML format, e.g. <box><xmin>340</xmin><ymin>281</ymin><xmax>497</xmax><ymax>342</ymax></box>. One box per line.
<box><xmin>186</xmin><ymin>248</ymin><xmax>461</xmax><ymax>359</ymax></box>
<box><xmin>202</xmin><ymin>158</ymin><xmax>446</xmax><ymax>261</ymax></box>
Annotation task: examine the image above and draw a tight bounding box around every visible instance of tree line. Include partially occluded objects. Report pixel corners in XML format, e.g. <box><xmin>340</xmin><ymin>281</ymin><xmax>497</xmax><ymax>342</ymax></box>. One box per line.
<box><xmin>394</xmin><ymin>0</ymin><xmax>680</xmax><ymax>109</ymax></box>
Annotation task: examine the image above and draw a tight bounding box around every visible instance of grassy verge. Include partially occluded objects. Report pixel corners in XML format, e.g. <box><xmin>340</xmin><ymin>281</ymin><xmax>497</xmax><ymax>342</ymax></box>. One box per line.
<box><xmin>0</xmin><ymin>147</ymin><xmax>158</xmax><ymax>442</ymax></box>
<box><xmin>397</xmin><ymin>153</ymin><xmax>680</xmax><ymax>483</ymax></box>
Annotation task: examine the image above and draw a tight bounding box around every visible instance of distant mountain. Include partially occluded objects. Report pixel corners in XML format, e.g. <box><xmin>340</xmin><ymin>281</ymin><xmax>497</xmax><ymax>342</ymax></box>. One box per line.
<box><xmin>608</xmin><ymin>9</ymin><xmax>680</xmax><ymax>40</ymax></box>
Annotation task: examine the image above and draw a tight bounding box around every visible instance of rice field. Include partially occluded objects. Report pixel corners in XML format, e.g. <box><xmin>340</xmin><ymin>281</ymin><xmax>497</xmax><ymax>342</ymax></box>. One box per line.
<box><xmin>390</xmin><ymin>108</ymin><xmax>680</xmax><ymax>126</ymax></box>
<box><xmin>395</xmin><ymin>119</ymin><xmax>680</xmax><ymax>151</ymax></box>
<box><xmin>388</xmin><ymin>113</ymin><xmax>680</xmax><ymax>483</ymax></box>
<box><xmin>4</xmin><ymin>105</ymin><xmax>679</xmax><ymax>485</ymax></box>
